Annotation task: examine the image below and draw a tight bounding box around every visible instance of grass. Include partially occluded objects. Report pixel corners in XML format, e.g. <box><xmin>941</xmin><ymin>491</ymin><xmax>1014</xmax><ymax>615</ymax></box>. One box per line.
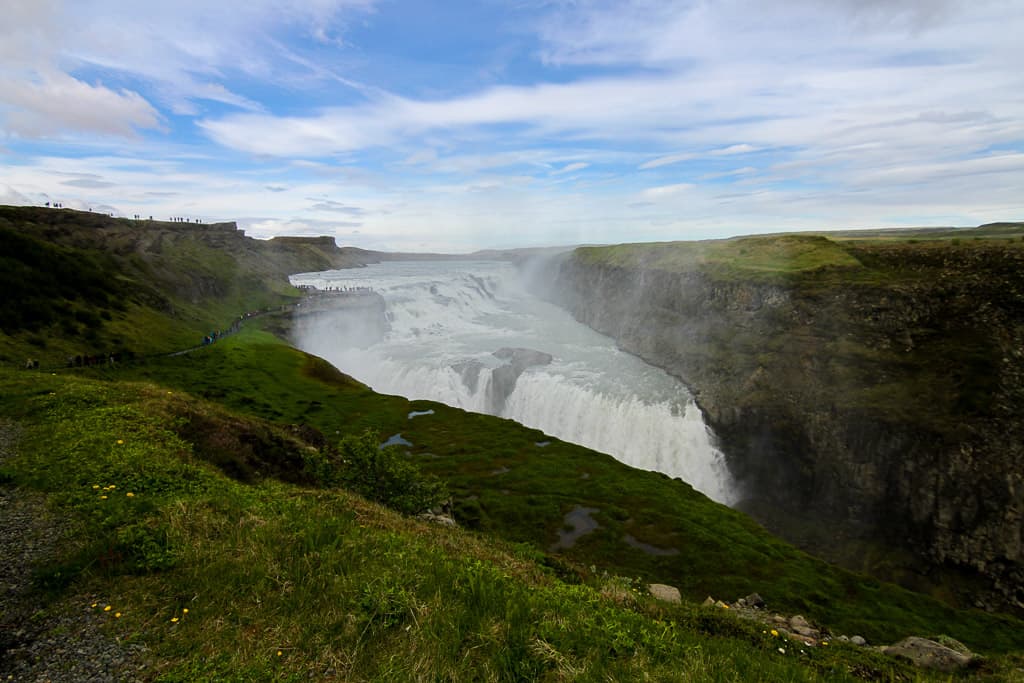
<box><xmin>4</xmin><ymin>206</ymin><xmax>1024</xmax><ymax>678</ymax></box>
<box><xmin>576</xmin><ymin>234</ymin><xmax>865</xmax><ymax>283</ymax></box>
<box><xmin>108</xmin><ymin>326</ymin><xmax>1024</xmax><ymax>655</ymax></box>
<box><xmin>5</xmin><ymin>367</ymin><xmax>1019</xmax><ymax>681</ymax></box>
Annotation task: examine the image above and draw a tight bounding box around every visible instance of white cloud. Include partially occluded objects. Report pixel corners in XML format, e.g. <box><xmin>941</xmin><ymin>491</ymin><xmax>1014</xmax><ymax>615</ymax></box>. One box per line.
<box><xmin>639</xmin><ymin>144</ymin><xmax>761</xmax><ymax>170</ymax></box>
<box><xmin>0</xmin><ymin>184</ymin><xmax>31</xmax><ymax>205</ymax></box>
<box><xmin>552</xmin><ymin>162</ymin><xmax>590</xmax><ymax>175</ymax></box>
<box><xmin>0</xmin><ymin>0</ymin><xmax>380</xmax><ymax>137</ymax></box>
<box><xmin>642</xmin><ymin>182</ymin><xmax>695</xmax><ymax>199</ymax></box>
<box><xmin>0</xmin><ymin>71</ymin><xmax>161</xmax><ymax>139</ymax></box>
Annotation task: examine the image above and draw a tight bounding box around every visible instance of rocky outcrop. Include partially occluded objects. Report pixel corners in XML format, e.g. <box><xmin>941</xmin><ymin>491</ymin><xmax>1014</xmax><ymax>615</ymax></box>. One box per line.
<box><xmin>453</xmin><ymin>347</ymin><xmax>553</xmax><ymax>413</ymax></box>
<box><xmin>883</xmin><ymin>636</ymin><xmax>974</xmax><ymax>672</ymax></box>
<box><xmin>540</xmin><ymin>238</ymin><xmax>1024</xmax><ymax>614</ymax></box>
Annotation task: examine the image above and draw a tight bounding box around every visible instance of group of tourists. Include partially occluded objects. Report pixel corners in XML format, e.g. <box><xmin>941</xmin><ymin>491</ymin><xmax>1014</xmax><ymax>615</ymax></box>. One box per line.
<box><xmin>169</xmin><ymin>217</ymin><xmax>202</xmax><ymax>224</ymax></box>
<box><xmin>67</xmin><ymin>352</ymin><xmax>123</xmax><ymax>368</ymax></box>
<box><xmin>200</xmin><ymin>319</ymin><xmax>242</xmax><ymax>347</ymax></box>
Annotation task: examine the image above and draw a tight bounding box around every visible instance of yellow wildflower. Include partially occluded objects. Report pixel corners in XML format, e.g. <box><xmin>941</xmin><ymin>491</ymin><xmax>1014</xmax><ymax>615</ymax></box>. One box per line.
<box><xmin>277</xmin><ymin>651</ymin><xmax>283</xmax><ymax>657</ymax></box>
<box><xmin>116</xmin><ymin>439</ymin><xmax>124</xmax><ymax>445</ymax></box>
<box><xmin>100</xmin><ymin>495</ymin><xmax>108</xmax><ymax>500</ymax></box>
<box><xmin>92</xmin><ymin>485</ymin><xmax>100</xmax><ymax>489</ymax></box>
<box><xmin>109</xmin><ymin>484</ymin><xmax>116</xmax><ymax>489</ymax></box>
<box><xmin>103</xmin><ymin>606</ymin><xmax>111</xmax><ymax>612</ymax></box>
<box><xmin>115</xmin><ymin>613</ymin><xmax>122</xmax><ymax>618</ymax></box>
<box><xmin>171</xmin><ymin>617</ymin><xmax>179</xmax><ymax>623</ymax></box>
<box><xmin>770</xmin><ymin>629</ymin><xmax>778</xmax><ymax>637</ymax></box>
<box><xmin>126</xmin><ymin>492</ymin><xmax>135</xmax><ymax>498</ymax></box>
<box><xmin>182</xmin><ymin>608</ymin><xmax>189</xmax><ymax>614</ymax></box>
<box><xmin>90</xmin><ymin>603</ymin><xmax>97</xmax><ymax>608</ymax></box>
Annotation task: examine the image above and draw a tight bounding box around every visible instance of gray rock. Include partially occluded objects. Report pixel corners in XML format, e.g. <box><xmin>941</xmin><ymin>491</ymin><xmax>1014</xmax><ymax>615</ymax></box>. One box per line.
<box><xmin>648</xmin><ymin>583</ymin><xmax>681</xmax><ymax>603</ymax></box>
<box><xmin>484</xmin><ymin>348</ymin><xmax>555</xmax><ymax>412</ymax></box>
<box><xmin>788</xmin><ymin>615</ymin><xmax>820</xmax><ymax>639</ymax></box>
<box><xmin>883</xmin><ymin>636</ymin><xmax>974</xmax><ymax>672</ymax></box>
<box><xmin>417</xmin><ymin>512</ymin><xmax>457</xmax><ymax>527</ymax></box>
<box><xmin>851</xmin><ymin>635</ymin><xmax>867</xmax><ymax>646</ymax></box>
<box><xmin>744</xmin><ymin>592</ymin><xmax>766</xmax><ymax>608</ymax></box>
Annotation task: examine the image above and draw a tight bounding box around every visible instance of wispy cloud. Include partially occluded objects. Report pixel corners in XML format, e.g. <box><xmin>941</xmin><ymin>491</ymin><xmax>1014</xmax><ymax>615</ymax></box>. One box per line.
<box><xmin>0</xmin><ymin>0</ymin><xmax>1021</xmax><ymax>249</ymax></box>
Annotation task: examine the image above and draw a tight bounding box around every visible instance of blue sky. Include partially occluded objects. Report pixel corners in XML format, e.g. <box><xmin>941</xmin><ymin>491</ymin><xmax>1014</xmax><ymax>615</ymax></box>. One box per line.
<box><xmin>1</xmin><ymin>0</ymin><xmax>1022</xmax><ymax>251</ymax></box>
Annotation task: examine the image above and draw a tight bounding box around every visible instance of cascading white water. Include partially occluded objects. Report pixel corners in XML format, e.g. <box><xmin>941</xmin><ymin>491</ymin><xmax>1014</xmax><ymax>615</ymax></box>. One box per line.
<box><xmin>291</xmin><ymin>260</ymin><xmax>737</xmax><ymax>505</ymax></box>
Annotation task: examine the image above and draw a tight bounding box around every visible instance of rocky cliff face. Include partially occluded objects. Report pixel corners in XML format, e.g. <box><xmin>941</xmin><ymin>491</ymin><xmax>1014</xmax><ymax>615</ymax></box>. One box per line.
<box><xmin>541</xmin><ymin>239</ymin><xmax>1024</xmax><ymax>614</ymax></box>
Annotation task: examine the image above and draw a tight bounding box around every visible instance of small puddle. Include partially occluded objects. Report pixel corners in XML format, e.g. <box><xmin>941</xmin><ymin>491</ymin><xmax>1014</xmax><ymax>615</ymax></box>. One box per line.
<box><xmin>408</xmin><ymin>409</ymin><xmax>435</xmax><ymax>419</ymax></box>
<box><xmin>379</xmin><ymin>433</ymin><xmax>413</xmax><ymax>449</ymax></box>
<box><xmin>550</xmin><ymin>506</ymin><xmax>600</xmax><ymax>551</ymax></box>
<box><xmin>623</xmin><ymin>534</ymin><xmax>679</xmax><ymax>556</ymax></box>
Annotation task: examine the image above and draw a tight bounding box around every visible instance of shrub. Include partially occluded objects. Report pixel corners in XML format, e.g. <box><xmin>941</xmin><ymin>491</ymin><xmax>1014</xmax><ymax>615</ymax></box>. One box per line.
<box><xmin>335</xmin><ymin>430</ymin><xmax>448</xmax><ymax>515</ymax></box>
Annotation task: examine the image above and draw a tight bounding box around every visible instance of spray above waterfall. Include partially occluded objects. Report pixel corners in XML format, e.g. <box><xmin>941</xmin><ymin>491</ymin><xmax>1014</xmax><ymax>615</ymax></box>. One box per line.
<box><xmin>291</xmin><ymin>260</ymin><xmax>737</xmax><ymax>505</ymax></box>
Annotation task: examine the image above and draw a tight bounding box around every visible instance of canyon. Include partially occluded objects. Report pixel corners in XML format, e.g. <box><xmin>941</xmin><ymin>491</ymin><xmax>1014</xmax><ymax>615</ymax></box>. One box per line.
<box><xmin>541</xmin><ymin>231</ymin><xmax>1024</xmax><ymax>614</ymax></box>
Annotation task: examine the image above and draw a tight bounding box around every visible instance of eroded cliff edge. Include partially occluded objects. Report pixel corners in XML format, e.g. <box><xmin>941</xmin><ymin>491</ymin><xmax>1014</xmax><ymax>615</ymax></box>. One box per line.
<box><xmin>538</xmin><ymin>232</ymin><xmax>1024</xmax><ymax>614</ymax></box>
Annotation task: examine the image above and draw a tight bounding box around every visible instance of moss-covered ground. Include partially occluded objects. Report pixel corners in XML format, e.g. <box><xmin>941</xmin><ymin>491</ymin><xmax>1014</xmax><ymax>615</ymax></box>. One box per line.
<box><xmin>3</xmin><ymin>358</ymin><xmax>1023</xmax><ymax>681</ymax></box>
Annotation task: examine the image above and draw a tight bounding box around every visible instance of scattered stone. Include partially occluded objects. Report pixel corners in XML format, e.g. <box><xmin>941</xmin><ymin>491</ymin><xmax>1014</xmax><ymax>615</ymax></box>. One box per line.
<box><xmin>851</xmin><ymin>635</ymin><xmax>867</xmax><ymax>646</ymax></box>
<box><xmin>744</xmin><ymin>592</ymin><xmax>766</xmax><ymax>609</ymax></box>
<box><xmin>702</xmin><ymin>596</ymin><xmax>716</xmax><ymax>607</ymax></box>
<box><xmin>417</xmin><ymin>512</ymin><xmax>457</xmax><ymax>527</ymax></box>
<box><xmin>715</xmin><ymin>600</ymin><xmax>730</xmax><ymax>610</ymax></box>
<box><xmin>883</xmin><ymin>637</ymin><xmax>974</xmax><ymax>672</ymax></box>
<box><xmin>788</xmin><ymin>615</ymin><xmax>820</xmax><ymax>639</ymax></box>
<box><xmin>648</xmin><ymin>583</ymin><xmax>681</xmax><ymax>603</ymax></box>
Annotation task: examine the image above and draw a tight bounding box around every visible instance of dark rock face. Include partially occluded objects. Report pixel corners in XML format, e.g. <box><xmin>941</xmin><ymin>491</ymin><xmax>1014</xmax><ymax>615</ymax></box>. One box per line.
<box><xmin>541</xmin><ymin>243</ymin><xmax>1024</xmax><ymax>614</ymax></box>
<box><xmin>485</xmin><ymin>348</ymin><xmax>553</xmax><ymax>414</ymax></box>
<box><xmin>451</xmin><ymin>348</ymin><xmax>553</xmax><ymax>413</ymax></box>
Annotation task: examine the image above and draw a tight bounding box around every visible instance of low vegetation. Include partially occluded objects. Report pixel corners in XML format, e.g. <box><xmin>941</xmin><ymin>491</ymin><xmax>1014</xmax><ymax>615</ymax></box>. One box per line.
<box><xmin>3</xmin><ymin>206</ymin><xmax>1024</xmax><ymax>680</ymax></box>
<box><xmin>4</xmin><ymin>366</ymin><xmax>1023</xmax><ymax>680</ymax></box>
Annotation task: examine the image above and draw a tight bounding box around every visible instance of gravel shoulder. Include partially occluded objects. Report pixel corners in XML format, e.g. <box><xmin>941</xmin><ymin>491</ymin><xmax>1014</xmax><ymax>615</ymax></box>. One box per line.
<box><xmin>0</xmin><ymin>419</ymin><xmax>147</xmax><ymax>682</ymax></box>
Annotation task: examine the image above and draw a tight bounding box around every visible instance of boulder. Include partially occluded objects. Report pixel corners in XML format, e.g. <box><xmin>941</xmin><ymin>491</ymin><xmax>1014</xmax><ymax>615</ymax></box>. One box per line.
<box><xmin>648</xmin><ymin>583</ymin><xmax>681</xmax><ymax>603</ymax></box>
<box><xmin>417</xmin><ymin>512</ymin><xmax>457</xmax><ymax>527</ymax></box>
<box><xmin>788</xmin><ymin>615</ymin><xmax>820</xmax><ymax>639</ymax></box>
<box><xmin>883</xmin><ymin>637</ymin><xmax>974</xmax><ymax>672</ymax></box>
<box><xmin>744</xmin><ymin>592</ymin><xmax>766</xmax><ymax>609</ymax></box>
<box><xmin>850</xmin><ymin>635</ymin><xmax>867</xmax><ymax>646</ymax></box>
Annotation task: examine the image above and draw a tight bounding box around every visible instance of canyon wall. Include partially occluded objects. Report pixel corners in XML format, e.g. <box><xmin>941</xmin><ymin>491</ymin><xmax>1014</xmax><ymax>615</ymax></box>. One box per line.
<box><xmin>541</xmin><ymin>235</ymin><xmax>1024</xmax><ymax>613</ymax></box>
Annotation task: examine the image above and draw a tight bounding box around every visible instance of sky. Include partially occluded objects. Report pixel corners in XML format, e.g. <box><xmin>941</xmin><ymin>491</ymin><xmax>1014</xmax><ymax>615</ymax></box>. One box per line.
<box><xmin>0</xmin><ymin>0</ymin><xmax>1022</xmax><ymax>252</ymax></box>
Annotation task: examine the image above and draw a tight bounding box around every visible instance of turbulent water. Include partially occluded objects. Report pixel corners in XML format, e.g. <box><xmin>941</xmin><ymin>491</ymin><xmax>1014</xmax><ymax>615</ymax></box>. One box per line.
<box><xmin>291</xmin><ymin>260</ymin><xmax>736</xmax><ymax>504</ymax></box>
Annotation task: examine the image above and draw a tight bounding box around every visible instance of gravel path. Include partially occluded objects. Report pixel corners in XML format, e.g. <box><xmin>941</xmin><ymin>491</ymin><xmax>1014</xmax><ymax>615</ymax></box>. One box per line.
<box><xmin>0</xmin><ymin>419</ymin><xmax>148</xmax><ymax>682</ymax></box>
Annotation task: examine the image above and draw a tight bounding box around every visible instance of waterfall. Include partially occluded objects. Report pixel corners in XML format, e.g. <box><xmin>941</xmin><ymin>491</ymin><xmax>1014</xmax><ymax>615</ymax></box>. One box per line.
<box><xmin>291</xmin><ymin>261</ymin><xmax>737</xmax><ymax>505</ymax></box>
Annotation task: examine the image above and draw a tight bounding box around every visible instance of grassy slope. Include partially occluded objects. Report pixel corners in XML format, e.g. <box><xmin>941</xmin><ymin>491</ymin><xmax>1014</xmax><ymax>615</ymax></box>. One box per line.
<box><xmin>117</xmin><ymin>328</ymin><xmax>1024</xmax><ymax>655</ymax></box>
<box><xmin>0</xmin><ymin>205</ymin><xmax>359</xmax><ymax>366</ymax></box>
<box><xmin>4</xmin><ymin>363</ymin><xmax>1022</xmax><ymax>682</ymax></box>
<box><xmin>3</xmin><ymin>207</ymin><xmax>1024</xmax><ymax>678</ymax></box>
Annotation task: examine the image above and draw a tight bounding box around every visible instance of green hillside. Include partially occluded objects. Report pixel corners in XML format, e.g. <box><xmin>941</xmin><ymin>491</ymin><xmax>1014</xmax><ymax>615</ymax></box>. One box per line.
<box><xmin>2</xmin><ymin>206</ymin><xmax>1023</xmax><ymax>680</ymax></box>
